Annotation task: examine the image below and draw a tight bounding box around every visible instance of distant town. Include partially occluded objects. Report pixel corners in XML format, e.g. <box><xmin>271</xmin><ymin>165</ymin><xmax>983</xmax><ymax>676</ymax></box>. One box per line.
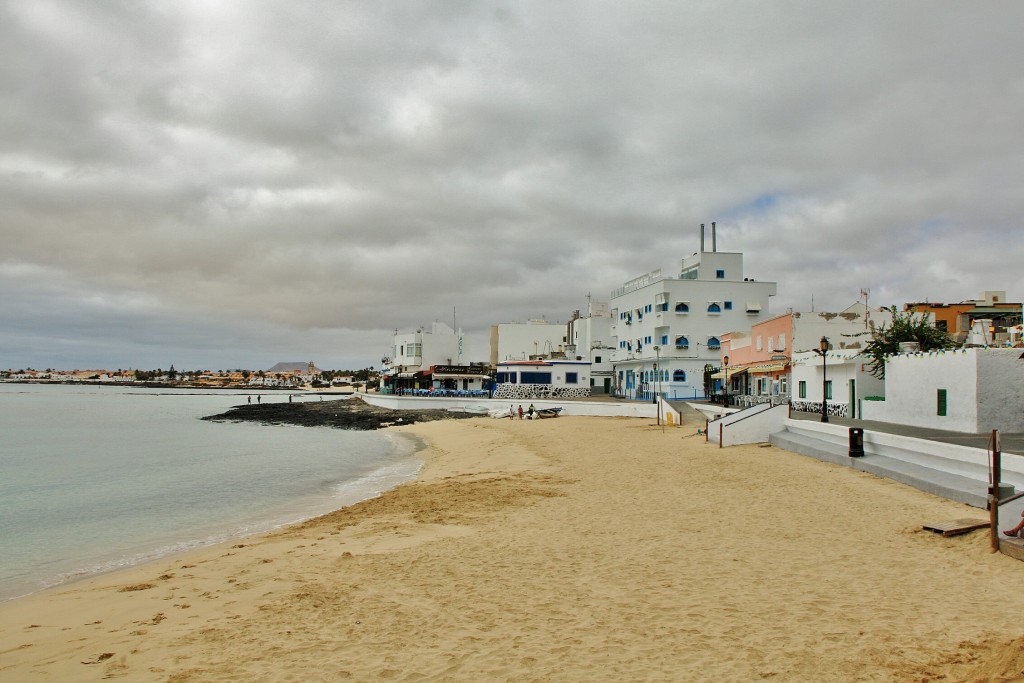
<box><xmin>1</xmin><ymin>361</ymin><xmax>379</xmax><ymax>391</ymax></box>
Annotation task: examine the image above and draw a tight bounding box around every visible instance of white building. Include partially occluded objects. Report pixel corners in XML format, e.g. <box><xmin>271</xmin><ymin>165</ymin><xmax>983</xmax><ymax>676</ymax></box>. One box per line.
<box><xmin>493</xmin><ymin>360</ymin><xmax>592</xmax><ymax>400</ymax></box>
<box><xmin>383</xmin><ymin>322</ymin><xmax>473</xmax><ymax>393</ymax></box>
<box><xmin>860</xmin><ymin>347</ymin><xmax>1024</xmax><ymax>432</ymax></box>
<box><xmin>789</xmin><ymin>349</ymin><xmax>884</xmax><ymax>420</ymax></box>
<box><xmin>610</xmin><ymin>225</ymin><xmax>777</xmax><ymax>400</ymax></box>
<box><xmin>565</xmin><ymin>301</ymin><xmax>616</xmax><ymax>394</ymax></box>
<box><xmin>490</xmin><ymin>319</ymin><xmax>567</xmax><ymax>364</ymax></box>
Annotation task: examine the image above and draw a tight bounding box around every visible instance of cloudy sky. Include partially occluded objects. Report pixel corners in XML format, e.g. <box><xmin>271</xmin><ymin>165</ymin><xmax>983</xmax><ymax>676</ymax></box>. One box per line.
<box><xmin>3</xmin><ymin>2</ymin><xmax>1022</xmax><ymax>371</ymax></box>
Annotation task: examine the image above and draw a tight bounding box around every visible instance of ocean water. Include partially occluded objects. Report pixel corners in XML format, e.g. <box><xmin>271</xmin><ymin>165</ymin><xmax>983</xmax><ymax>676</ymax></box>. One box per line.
<box><xmin>0</xmin><ymin>384</ymin><xmax>421</xmax><ymax>602</ymax></box>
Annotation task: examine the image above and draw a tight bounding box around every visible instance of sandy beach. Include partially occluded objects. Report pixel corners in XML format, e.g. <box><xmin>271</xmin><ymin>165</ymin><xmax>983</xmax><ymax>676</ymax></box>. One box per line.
<box><xmin>2</xmin><ymin>414</ymin><xmax>1024</xmax><ymax>682</ymax></box>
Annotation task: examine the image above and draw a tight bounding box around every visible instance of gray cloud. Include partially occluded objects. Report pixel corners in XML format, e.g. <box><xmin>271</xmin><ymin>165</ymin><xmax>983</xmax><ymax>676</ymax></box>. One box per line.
<box><xmin>2</xmin><ymin>1</ymin><xmax>1023</xmax><ymax>370</ymax></box>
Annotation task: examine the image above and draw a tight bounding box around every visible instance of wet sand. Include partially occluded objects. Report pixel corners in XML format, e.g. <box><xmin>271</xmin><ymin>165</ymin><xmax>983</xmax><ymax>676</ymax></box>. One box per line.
<box><xmin>2</xmin><ymin>414</ymin><xmax>1023</xmax><ymax>681</ymax></box>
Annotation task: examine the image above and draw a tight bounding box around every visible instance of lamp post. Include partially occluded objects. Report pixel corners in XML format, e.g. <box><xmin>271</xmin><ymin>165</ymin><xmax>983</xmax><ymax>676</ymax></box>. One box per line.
<box><xmin>723</xmin><ymin>354</ymin><xmax>730</xmax><ymax>406</ymax></box>
<box><xmin>653</xmin><ymin>345</ymin><xmax>661</xmax><ymax>425</ymax></box>
<box><xmin>815</xmin><ymin>336</ymin><xmax>829</xmax><ymax>423</ymax></box>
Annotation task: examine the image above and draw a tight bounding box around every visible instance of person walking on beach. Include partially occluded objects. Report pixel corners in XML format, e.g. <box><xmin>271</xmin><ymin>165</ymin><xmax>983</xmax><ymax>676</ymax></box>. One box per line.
<box><xmin>528</xmin><ymin>403</ymin><xmax>535</xmax><ymax>418</ymax></box>
<box><xmin>517</xmin><ymin>405</ymin><xmax>524</xmax><ymax>420</ymax></box>
<box><xmin>257</xmin><ymin>395</ymin><xmax>261</xmax><ymax>404</ymax></box>
<box><xmin>247</xmin><ymin>395</ymin><xmax>251</xmax><ymax>404</ymax></box>
<box><xmin>509</xmin><ymin>404</ymin><xmax>515</xmax><ymax>420</ymax></box>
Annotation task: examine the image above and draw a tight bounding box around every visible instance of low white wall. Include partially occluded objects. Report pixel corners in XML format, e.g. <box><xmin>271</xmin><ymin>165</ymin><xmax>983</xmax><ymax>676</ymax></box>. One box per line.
<box><xmin>708</xmin><ymin>404</ymin><xmax>789</xmax><ymax>447</ymax></box>
<box><xmin>362</xmin><ymin>394</ymin><xmax>657</xmax><ymax>418</ymax></box>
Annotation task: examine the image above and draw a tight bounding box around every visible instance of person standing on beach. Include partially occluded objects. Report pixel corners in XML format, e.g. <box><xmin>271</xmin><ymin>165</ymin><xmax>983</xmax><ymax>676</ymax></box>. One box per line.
<box><xmin>257</xmin><ymin>395</ymin><xmax>261</xmax><ymax>403</ymax></box>
<box><xmin>517</xmin><ymin>405</ymin><xmax>524</xmax><ymax>419</ymax></box>
<box><xmin>528</xmin><ymin>403</ymin><xmax>535</xmax><ymax>418</ymax></box>
<box><xmin>509</xmin><ymin>405</ymin><xmax>515</xmax><ymax>420</ymax></box>
<box><xmin>247</xmin><ymin>395</ymin><xmax>251</xmax><ymax>404</ymax></box>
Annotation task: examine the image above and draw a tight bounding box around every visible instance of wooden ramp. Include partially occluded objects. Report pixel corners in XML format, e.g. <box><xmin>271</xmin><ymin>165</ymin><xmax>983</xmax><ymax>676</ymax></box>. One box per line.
<box><xmin>922</xmin><ymin>519</ymin><xmax>990</xmax><ymax>537</ymax></box>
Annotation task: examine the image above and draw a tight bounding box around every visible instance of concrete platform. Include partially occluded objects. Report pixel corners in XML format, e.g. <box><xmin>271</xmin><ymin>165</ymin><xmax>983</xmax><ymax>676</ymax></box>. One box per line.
<box><xmin>770</xmin><ymin>429</ymin><xmax>998</xmax><ymax>508</ymax></box>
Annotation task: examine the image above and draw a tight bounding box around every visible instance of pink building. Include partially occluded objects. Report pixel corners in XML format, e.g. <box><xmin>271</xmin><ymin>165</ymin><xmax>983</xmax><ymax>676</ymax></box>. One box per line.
<box><xmin>719</xmin><ymin>303</ymin><xmax>890</xmax><ymax>405</ymax></box>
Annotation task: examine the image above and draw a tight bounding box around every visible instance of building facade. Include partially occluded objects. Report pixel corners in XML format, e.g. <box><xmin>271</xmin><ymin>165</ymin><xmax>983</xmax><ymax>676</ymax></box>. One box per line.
<box><xmin>721</xmin><ymin>302</ymin><xmax>892</xmax><ymax>406</ymax></box>
<box><xmin>609</xmin><ymin>228</ymin><xmax>778</xmax><ymax>400</ymax></box>
<box><xmin>905</xmin><ymin>291</ymin><xmax>1022</xmax><ymax>345</ymax></box>
<box><xmin>493</xmin><ymin>360</ymin><xmax>592</xmax><ymax>400</ymax></box>
<box><xmin>489</xmin><ymin>320</ymin><xmax>568</xmax><ymax>364</ymax></box>
<box><xmin>564</xmin><ymin>301</ymin><xmax>616</xmax><ymax>394</ymax></box>
<box><xmin>860</xmin><ymin>347</ymin><xmax>1024</xmax><ymax>432</ymax></box>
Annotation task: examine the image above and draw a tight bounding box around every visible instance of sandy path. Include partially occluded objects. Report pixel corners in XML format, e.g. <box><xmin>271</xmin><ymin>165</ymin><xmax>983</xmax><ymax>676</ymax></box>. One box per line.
<box><xmin>2</xmin><ymin>415</ymin><xmax>1023</xmax><ymax>681</ymax></box>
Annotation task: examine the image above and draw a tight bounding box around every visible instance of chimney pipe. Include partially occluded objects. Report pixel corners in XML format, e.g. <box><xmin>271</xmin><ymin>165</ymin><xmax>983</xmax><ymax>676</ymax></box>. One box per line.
<box><xmin>700</xmin><ymin>223</ymin><xmax>705</xmax><ymax>253</ymax></box>
<box><xmin>712</xmin><ymin>221</ymin><xmax>717</xmax><ymax>252</ymax></box>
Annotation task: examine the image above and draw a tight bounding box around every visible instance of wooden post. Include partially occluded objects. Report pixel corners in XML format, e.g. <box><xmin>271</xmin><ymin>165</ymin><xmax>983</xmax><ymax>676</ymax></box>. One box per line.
<box><xmin>990</xmin><ymin>429</ymin><xmax>1001</xmax><ymax>553</ymax></box>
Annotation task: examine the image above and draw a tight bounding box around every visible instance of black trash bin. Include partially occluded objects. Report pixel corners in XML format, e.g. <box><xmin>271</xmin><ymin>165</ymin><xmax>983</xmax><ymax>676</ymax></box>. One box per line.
<box><xmin>849</xmin><ymin>427</ymin><xmax>865</xmax><ymax>457</ymax></box>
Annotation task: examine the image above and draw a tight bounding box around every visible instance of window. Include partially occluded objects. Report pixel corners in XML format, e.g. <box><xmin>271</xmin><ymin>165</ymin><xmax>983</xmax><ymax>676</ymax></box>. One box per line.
<box><xmin>937</xmin><ymin>389</ymin><xmax>947</xmax><ymax>416</ymax></box>
<box><xmin>521</xmin><ymin>371</ymin><xmax>552</xmax><ymax>384</ymax></box>
<box><xmin>716</xmin><ymin>269</ymin><xmax>725</xmax><ymax>279</ymax></box>
<box><xmin>658</xmin><ymin>302</ymin><xmax>668</xmax><ymax>312</ymax></box>
<box><xmin>675</xmin><ymin>302</ymin><xmax>689</xmax><ymax>313</ymax></box>
<box><xmin>566</xmin><ymin>372</ymin><xmax>578</xmax><ymax>384</ymax></box>
<box><xmin>724</xmin><ymin>301</ymin><xmax>733</xmax><ymax>310</ymax></box>
<box><xmin>825</xmin><ymin>380</ymin><xmax>832</xmax><ymax>400</ymax></box>
<box><xmin>767</xmin><ymin>337</ymin><xmax>775</xmax><ymax>352</ymax></box>
<box><xmin>660</xmin><ymin>335</ymin><xmax>668</xmax><ymax>345</ymax></box>
<box><xmin>779</xmin><ymin>333</ymin><xmax>786</xmax><ymax>351</ymax></box>
<box><xmin>780</xmin><ymin>377</ymin><xmax>788</xmax><ymax>394</ymax></box>
<box><xmin>707</xmin><ymin>303</ymin><xmax>721</xmax><ymax>313</ymax></box>
<box><xmin>799</xmin><ymin>381</ymin><xmax>807</xmax><ymax>398</ymax></box>
<box><xmin>756</xmin><ymin>336</ymin><xmax>762</xmax><ymax>351</ymax></box>
<box><xmin>595</xmin><ymin>356</ymin><xmax>601</xmax><ymax>364</ymax></box>
<box><xmin>708</xmin><ymin>336</ymin><xmax>721</xmax><ymax>350</ymax></box>
<box><xmin>675</xmin><ymin>336</ymin><xmax>689</xmax><ymax>349</ymax></box>
<box><xmin>673</xmin><ymin>370</ymin><xmax>686</xmax><ymax>381</ymax></box>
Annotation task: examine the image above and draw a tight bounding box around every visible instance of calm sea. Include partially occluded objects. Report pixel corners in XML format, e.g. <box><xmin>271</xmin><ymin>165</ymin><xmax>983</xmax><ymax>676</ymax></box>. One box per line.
<box><xmin>0</xmin><ymin>384</ymin><xmax>420</xmax><ymax>602</ymax></box>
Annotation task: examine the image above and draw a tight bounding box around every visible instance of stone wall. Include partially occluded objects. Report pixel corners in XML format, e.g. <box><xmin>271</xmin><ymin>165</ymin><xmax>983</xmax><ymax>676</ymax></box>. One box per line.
<box><xmin>493</xmin><ymin>383</ymin><xmax>592</xmax><ymax>400</ymax></box>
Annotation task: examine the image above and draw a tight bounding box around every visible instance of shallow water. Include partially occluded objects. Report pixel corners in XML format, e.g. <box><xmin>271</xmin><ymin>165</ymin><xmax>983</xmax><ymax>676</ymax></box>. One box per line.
<box><xmin>0</xmin><ymin>384</ymin><xmax>419</xmax><ymax>601</ymax></box>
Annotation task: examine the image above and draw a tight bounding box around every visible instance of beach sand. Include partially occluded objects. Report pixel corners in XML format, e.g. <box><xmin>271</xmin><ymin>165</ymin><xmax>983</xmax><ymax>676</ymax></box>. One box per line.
<box><xmin>2</xmin><ymin>414</ymin><xmax>1024</xmax><ymax>681</ymax></box>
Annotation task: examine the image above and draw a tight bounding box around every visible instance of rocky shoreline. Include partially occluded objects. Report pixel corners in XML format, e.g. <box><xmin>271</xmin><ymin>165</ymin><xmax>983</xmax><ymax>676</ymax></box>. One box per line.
<box><xmin>202</xmin><ymin>395</ymin><xmax>480</xmax><ymax>430</ymax></box>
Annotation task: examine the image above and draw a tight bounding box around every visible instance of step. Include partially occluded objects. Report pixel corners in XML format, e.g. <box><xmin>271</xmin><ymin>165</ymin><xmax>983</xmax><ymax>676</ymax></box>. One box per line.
<box><xmin>770</xmin><ymin>430</ymin><xmax>994</xmax><ymax>509</ymax></box>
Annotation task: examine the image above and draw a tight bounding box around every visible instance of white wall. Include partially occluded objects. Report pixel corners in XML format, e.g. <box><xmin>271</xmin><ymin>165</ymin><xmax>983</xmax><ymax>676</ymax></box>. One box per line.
<box><xmin>362</xmin><ymin>393</ymin><xmax>656</xmax><ymax>418</ymax></box>
<box><xmin>492</xmin><ymin>321</ymin><xmax>567</xmax><ymax>363</ymax></box>
<box><xmin>867</xmin><ymin>348</ymin><xmax>1024</xmax><ymax>432</ymax></box>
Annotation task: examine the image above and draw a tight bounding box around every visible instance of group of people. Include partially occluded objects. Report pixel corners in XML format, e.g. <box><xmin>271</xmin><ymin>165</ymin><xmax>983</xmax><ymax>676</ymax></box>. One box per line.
<box><xmin>508</xmin><ymin>403</ymin><xmax>536</xmax><ymax>420</ymax></box>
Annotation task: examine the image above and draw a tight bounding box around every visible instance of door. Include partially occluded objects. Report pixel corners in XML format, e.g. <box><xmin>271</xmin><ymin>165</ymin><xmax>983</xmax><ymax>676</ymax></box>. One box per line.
<box><xmin>849</xmin><ymin>379</ymin><xmax>857</xmax><ymax>419</ymax></box>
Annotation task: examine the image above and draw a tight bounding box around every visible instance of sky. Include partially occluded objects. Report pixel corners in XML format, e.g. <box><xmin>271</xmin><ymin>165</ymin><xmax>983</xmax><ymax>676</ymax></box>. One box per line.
<box><xmin>3</xmin><ymin>2</ymin><xmax>1023</xmax><ymax>371</ymax></box>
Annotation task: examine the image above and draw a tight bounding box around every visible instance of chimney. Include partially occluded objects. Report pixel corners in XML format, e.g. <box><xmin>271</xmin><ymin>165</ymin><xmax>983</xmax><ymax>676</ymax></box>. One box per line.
<box><xmin>712</xmin><ymin>221</ymin><xmax>717</xmax><ymax>252</ymax></box>
<box><xmin>700</xmin><ymin>223</ymin><xmax>705</xmax><ymax>253</ymax></box>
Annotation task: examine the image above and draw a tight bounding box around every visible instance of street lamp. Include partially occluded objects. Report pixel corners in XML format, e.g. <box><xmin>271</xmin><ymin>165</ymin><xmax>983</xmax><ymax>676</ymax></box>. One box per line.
<box><xmin>653</xmin><ymin>345</ymin><xmax>661</xmax><ymax>425</ymax></box>
<box><xmin>815</xmin><ymin>336</ymin><xmax>829</xmax><ymax>423</ymax></box>
<box><xmin>723</xmin><ymin>354</ymin><xmax>730</xmax><ymax>406</ymax></box>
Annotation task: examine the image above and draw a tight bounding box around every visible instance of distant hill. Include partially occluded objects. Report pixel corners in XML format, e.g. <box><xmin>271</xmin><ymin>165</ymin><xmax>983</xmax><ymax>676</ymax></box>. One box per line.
<box><xmin>267</xmin><ymin>362</ymin><xmax>320</xmax><ymax>374</ymax></box>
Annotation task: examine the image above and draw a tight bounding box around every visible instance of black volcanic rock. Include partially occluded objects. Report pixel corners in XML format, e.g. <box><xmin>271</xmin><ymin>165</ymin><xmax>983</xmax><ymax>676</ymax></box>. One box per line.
<box><xmin>201</xmin><ymin>396</ymin><xmax>479</xmax><ymax>430</ymax></box>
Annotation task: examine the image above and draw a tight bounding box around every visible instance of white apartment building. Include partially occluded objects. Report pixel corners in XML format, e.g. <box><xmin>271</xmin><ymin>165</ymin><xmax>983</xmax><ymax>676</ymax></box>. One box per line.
<box><xmin>610</xmin><ymin>225</ymin><xmax>777</xmax><ymax>400</ymax></box>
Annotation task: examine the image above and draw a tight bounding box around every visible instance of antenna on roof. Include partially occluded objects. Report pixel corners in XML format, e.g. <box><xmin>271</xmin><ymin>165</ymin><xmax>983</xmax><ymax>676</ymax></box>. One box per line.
<box><xmin>860</xmin><ymin>288</ymin><xmax>870</xmax><ymax>329</ymax></box>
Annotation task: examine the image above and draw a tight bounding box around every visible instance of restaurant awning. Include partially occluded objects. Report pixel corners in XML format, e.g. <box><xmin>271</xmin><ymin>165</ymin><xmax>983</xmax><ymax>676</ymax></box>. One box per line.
<box><xmin>431</xmin><ymin>373</ymin><xmax>492</xmax><ymax>380</ymax></box>
<box><xmin>747</xmin><ymin>363</ymin><xmax>787</xmax><ymax>374</ymax></box>
<box><xmin>710</xmin><ymin>367</ymin><xmax>748</xmax><ymax>380</ymax></box>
